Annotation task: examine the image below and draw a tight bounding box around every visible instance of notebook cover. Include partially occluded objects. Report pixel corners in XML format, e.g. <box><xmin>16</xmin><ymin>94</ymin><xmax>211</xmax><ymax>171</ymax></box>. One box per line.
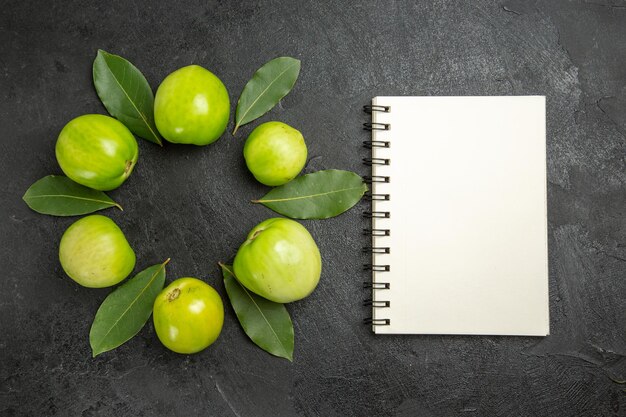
<box><xmin>369</xmin><ymin>96</ymin><xmax>549</xmax><ymax>335</ymax></box>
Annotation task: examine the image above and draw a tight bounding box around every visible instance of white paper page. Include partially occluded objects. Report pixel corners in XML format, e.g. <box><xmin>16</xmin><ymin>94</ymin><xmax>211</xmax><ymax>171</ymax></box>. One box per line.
<box><xmin>370</xmin><ymin>96</ymin><xmax>549</xmax><ymax>335</ymax></box>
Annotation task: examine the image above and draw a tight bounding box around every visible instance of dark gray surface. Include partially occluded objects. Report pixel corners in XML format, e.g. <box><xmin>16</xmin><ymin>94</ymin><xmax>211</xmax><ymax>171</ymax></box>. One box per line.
<box><xmin>1</xmin><ymin>0</ymin><xmax>625</xmax><ymax>416</ymax></box>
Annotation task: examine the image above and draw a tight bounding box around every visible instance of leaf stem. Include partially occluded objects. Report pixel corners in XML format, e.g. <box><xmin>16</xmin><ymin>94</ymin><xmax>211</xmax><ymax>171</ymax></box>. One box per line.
<box><xmin>219</xmin><ymin>263</ymin><xmax>238</xmax><ymax>282</ymax></box>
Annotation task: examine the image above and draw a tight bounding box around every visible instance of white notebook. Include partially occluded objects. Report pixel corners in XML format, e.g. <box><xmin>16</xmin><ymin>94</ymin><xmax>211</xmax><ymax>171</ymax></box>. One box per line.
<box><xmin>365</xmin><ymin>96</ymin><xmax>549</xmax><ymax>336</ymax></box>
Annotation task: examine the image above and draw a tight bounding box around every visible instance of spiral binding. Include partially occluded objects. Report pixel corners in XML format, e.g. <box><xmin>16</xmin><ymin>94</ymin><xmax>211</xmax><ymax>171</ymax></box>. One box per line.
<box><xmin>363</xmin><ymin>104</ymin><xmax>390</xmax><ymax>114</ymax></box>
<box><xmin>363</xmin><ymin>228</ymin><xmax>390</xmax><ymax>237</ymax></box>
<box><xmin>363</xmin><ymin>193</ymin><xmax>390</xmax><ymax>201</ymax></box>
<box><xmin>363</xmin><ymin>318</ymin><xmax>390</xmax><ymax>326</ymax></box>
<box><xmin>363</xmin><ymin>104</ymin><xmax>391</xmax><ymax>327</ymax></box>
<box><xmin>363</xmin><ymin>282</ymin><xmax>390</xmax><ymax>289</ymax></box>
<box><xmin>362</xmin><ymin>157</ymin><xmax>390</xmax><ymax>166</ymax></box>
<box><xmin>363</xmin><ymin>122</ymin><xmax>390</xmax><ymax>131</ymax></box>
<box><xmin>363</xmin><ymin>175</ymin><xmax>390</xmax><ymax>183</ymax></box>
<box><xmin>363</xmin><ymin>211</ymin><xmax>390</xmax><ymax>219</ymax></box>
<box><xmin>363</xmin><ymin>264</ymin><xmax>390</xmax><ymax>272</ymax></box>
<box><xmin>363</xmin><ymin>299</ymin><xmax>391</xmax><ymax>307</ymax></box>
<box><xmin>362</xmin><ymin>140</ymin><xmax>389</xmax><ymax>149</ymax></box>
<box><xmin>362</xmin><ymin>246</ymin><xmax>390</xmax><ymax>254</ymax></box>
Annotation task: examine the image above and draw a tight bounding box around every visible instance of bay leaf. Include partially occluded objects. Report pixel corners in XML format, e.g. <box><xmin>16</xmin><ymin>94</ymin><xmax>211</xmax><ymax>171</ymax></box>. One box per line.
<box><xmin>233</xmin><ymin>57</ymin><xmax>301</xmax><ymax>135</ymax></box>
<box><xmin>90</xmin><ymin>259</ymin><xmax>169</xmax><ymax>357</ymax></box>
<box><xmin>93</xmin><ymin>49</ymin><xmax>162</xmax><ymax>145</ymax></box>
<box><xmin>23</xmin><ymin>175</ymin><xmax>122</xmax><ymax>216</ymax></box>
<box><xmin>220</xmin><ymin>263</ymin><xmax>294</xmax><ymax>361</ymax></box>
<box><xmin>253</xmin><ymin>169</ymin><xmax>368</xmax><ymax>219</ymax></box>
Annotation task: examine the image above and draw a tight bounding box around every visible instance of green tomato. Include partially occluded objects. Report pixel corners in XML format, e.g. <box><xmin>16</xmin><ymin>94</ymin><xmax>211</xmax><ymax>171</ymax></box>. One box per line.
<box><xmin>243</xmin><ymin>121</ymin><xmax>307</xmax><ymax>186</ymax></box>
<box><xmin>153</xmin><ymin>277</ymin><xmax>224</xmax><ymax>354</ymax></box>
<box><xmin>233</xmin><ymin>218</ymin><xmax>321</xmax><ymax>303</ymax></box>
<box><xmin>154</xmin><ymin>65</ymin><xmax>230</xmax><ymax>145</ymax></box>
<box><xmin>55</xmin><ymin>114</ymin><xmax>138</xmax><ymax>191</ymax></box>
<box><xmin>59</xmin><ymin>215</ymin><xmax>136</xmax><ymax>288</ymax></box>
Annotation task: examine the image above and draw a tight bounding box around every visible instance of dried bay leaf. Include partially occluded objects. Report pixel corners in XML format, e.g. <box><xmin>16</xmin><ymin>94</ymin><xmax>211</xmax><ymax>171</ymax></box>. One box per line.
<box><xmin>90</xmin><ymin>259</ymin><xmax>169</xmax><ymax>357</ymax></box>
<box><xmin>23</xmin><ymin>175</ymin><xmax>122</xmax><ymax>216</ymax></box>
<box><xmin>220</xmin><ymin>263</ymin><xmax>294</xmax><ymax>361</ymax></box>
<box><xmin>233</xmin><ymin>57</ymin><xmax>301</xmax><ymax>134</ymax></box>
<box><xmin>253</xmin><ymin>170</ymin><xmax>368</xmax><ymax>219</ymax></box>
<box><xmin>93</xmin><ymin>49</ymin><xmax>162</xmax><ymax>145</ymax></box>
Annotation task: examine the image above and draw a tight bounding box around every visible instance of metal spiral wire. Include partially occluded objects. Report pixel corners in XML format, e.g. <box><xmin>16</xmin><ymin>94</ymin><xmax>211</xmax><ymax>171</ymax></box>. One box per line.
<box><xmin>363</xmin><ymin>104</ymin><xmax>391</xmax><ymax>327</ymax></box>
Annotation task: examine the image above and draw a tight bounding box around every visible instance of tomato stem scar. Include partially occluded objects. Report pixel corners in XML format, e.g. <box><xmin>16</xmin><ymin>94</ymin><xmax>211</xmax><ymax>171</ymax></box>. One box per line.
<box><xmin>168</xmin><ymin>288</ymin><xmax>181</xmax><ymax>302</ymax></box>
<box><xmin>124</xmin><ymin>160</ymin><xmax>133</xmax><ymax>175</ymax></box>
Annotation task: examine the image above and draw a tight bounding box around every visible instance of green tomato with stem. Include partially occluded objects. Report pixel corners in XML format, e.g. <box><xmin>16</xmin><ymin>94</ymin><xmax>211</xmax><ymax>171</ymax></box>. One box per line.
<box><xmin>243</xmin><ymin>121</ymin><xmax>307</xmax><ymax>186</ymax></box>
<box><xmin>154</xmin><ymin>65</ymin><xmax>230</xmax><ymax>145</ymax></box>
<box><xmin>153</xmin><ymin>277</ymin><xmax>224</xmax><ymax>354</ymax></box>
<box><xmin>233</xmin><ymin>218</ymin><xmax>322</xmax><ymax>303</ymax></box>
<box><xmin>55</xmin><ymin>114</ymin><xmax>138</xmax><ymax>191</ymax></box>
<box><xmin>59</xmin><ymin>215</ymin><xmax>136</xmax><ymax>288</ymax></box>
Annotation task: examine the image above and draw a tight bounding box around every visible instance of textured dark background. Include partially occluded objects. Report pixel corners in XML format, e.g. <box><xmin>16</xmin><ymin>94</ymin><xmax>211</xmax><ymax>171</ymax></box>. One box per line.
<box><xmin>1</xmin><ymin>0</ymin><xmax>625</xmax><ymax>416</ymax></box>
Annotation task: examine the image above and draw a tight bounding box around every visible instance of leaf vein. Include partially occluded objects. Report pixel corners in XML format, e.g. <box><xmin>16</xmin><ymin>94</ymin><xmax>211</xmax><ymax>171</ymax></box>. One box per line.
<box><xmin>256</xmin><ymin>185</ymin><xmax>364</xmax><ymax>203</ymax></box>
<box><xmin>25</xmin><ymin>194</ymin><xmax>116</xmax><ymax>206</ymax></box>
